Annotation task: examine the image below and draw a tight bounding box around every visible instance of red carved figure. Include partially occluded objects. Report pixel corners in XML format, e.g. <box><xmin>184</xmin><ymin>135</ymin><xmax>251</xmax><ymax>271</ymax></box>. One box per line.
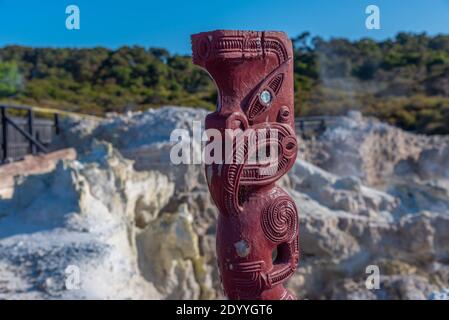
<box><xmin>191</xmin><ymin>30</ymin><xmax>299</xmax><ymax>300</ymax></box>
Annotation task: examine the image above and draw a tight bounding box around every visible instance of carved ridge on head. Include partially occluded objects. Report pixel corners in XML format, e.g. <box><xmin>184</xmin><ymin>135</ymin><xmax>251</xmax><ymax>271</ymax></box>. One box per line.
<box><xmin>191</xmin><ymin>30</ymin><xmax>292</xmax><ymax>67</ymax></box>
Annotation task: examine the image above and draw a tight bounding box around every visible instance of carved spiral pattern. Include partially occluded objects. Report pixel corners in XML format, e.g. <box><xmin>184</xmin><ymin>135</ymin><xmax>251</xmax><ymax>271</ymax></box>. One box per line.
<box><xmin>261</xmin><ymin>197</ymin><xmax>297</xmax><ymax>244</ymax></box>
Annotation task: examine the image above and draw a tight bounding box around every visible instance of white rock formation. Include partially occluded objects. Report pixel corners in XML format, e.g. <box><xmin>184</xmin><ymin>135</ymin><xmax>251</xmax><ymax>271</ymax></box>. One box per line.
<box><xmin>0</xmin><ymin>142</ymin><xmax>173</xmax><ymax>299</ymax></box>
<box><xmin>53</xmin><ymin>106</ymin><xmax>208</xmax><ymax>193</ymax></box>
<box><xmin>303</xmin><ymin>111</ymin><xmax>449</xmax><ymax>187</ymax></box>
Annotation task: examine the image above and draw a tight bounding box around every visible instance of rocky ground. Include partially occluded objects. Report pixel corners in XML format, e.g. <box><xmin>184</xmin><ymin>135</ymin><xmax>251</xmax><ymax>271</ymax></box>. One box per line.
<box><xmin>0</xmin><ymin>107</ymin><xmax>448</xmax><ymax>300</ymax></box>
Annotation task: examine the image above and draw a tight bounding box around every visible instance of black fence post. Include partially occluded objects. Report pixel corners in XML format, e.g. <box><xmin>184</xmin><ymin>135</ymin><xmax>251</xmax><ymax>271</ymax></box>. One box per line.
<box><xmin>320</xmin><ymin>119</ymin><xmax>326</xmax><ymax>133</ymax></box>
<box><xmin>1</xmin><ymin>106</ymin><xmax>8</xmax><ymax>162</ymax></box>
<box><xmin>54</xmin><ymin>113</ymin><xmax>60</xmax><ymax>135</ymax></box>
<box><xmin>299</xmin><ymin>120</ymin><xmax>305</xmax><ymax>139</ymax></box>
<box><xmin>28</xmin><ymin>109</ymin><xmax>36</xmax><ymax>155</ymax></box>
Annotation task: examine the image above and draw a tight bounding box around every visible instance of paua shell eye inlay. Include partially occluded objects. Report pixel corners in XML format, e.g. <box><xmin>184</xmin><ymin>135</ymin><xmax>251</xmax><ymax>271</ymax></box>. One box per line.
<box><xmin>260</xmin><ymin>90</ymin><xmax>272</xmax><ymax>105</ymax></box>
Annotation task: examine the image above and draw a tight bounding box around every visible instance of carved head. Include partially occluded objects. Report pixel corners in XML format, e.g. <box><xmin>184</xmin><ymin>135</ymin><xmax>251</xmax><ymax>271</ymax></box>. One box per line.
<box><xmin>191</xmin><ymin>30</ymin><xmax>298</xmax><ymax>212</ymax></box>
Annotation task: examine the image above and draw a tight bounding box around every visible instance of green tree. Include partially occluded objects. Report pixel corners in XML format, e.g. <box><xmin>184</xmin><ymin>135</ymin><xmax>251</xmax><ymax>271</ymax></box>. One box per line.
<box><xmin>0</xmin><ymin>61</ymin><xmax>22</xmax><ymax>97</ymax></box>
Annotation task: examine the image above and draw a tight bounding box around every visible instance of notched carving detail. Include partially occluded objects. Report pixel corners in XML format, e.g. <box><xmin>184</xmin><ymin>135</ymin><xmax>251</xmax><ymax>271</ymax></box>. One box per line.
<box><xmin>269</xmin><ymin>74</ymin><xmax>284</xmax><ymax>94</ymax></box>
<box><xmin>228</xmin><ymin>261</ymin><xmax>265</xmax><ymax>298</ymax></box>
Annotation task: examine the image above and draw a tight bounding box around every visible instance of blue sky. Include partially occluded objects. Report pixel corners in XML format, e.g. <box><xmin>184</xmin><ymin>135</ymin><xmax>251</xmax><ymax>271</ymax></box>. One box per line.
<box><xmin>0</xmin><ymin>0</ymin><xmax>448</xmax><ymax>54</ymax></box>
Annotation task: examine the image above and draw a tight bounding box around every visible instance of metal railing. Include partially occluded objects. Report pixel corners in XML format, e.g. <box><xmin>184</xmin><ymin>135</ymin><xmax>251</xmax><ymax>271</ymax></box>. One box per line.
<box><xmin>0</xmin><ymin>105</ymin><xmax>60</xmax><ymax>164</ymax></box>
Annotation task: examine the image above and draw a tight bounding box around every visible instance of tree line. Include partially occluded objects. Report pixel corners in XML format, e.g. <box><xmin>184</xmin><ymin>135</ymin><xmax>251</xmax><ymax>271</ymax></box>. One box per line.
<box><xmin>0</xmin><ymin>32</ymin><xmax>448</xmax><ymax>134</ymax></box>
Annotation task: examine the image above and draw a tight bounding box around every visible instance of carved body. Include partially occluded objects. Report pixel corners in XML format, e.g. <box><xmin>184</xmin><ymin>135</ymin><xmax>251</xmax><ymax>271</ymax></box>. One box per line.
<box><xmin>191</xmin><ymin>30</ymin><xmax>299</xmax><ymax>300</ymax></box>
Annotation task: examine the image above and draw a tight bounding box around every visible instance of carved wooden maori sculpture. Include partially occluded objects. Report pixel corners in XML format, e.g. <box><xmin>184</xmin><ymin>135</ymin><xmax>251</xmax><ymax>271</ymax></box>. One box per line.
<box><xmin>191</xmin><ymin>30</ymin><xmax>299</xmax><ymax>300</ymax></box>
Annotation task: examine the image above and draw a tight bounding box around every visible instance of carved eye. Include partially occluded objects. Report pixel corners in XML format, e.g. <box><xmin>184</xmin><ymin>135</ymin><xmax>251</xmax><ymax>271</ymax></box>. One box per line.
<box><xmin>286</xmin><ymin>142</ymin><xmax>295</xmax><ymax>150</ymax></box>
<box><xmin>282</xmin><ymin>136</ymin><xmax>297</xmax><ymax>158</ymax></box>
<box><xmin>260</xmin><ymin>90</ymin><xmax>272</xmax><ymax>105</ymax></box>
